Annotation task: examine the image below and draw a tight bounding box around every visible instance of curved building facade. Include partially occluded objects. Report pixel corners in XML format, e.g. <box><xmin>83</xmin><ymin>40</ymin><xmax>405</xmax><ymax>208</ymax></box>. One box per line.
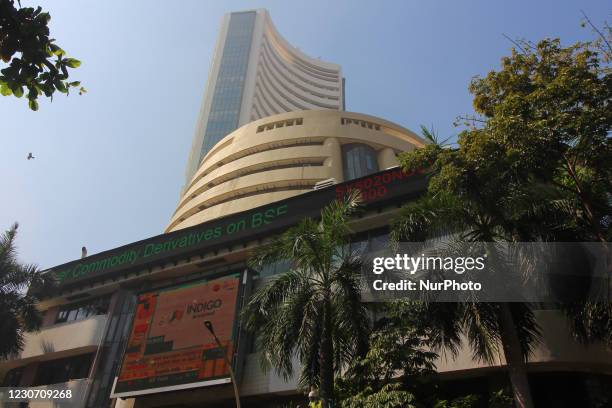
<box><xmin>184</xmin><ymin>9</ymin><xmax>344</xmax><ymax>188</ymax></box>
<box><xmin>168</xmin><ymin>110</ymin><xmax>426</xmax><ymax>232</ymax></box>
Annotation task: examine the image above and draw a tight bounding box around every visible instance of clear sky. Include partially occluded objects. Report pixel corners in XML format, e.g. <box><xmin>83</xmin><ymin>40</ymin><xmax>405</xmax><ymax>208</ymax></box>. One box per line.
<box><xmin>1</xmin><ymin>0</ymin><xmax>609</xmax><ymax>269</ymax></box>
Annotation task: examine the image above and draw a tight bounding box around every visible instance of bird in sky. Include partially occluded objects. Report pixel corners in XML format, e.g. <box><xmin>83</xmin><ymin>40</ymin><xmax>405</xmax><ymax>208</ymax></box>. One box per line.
<box><xmin>27</xmin><ymin>152</ymin><xmax>35</xmax><ymax>160</ymax></box>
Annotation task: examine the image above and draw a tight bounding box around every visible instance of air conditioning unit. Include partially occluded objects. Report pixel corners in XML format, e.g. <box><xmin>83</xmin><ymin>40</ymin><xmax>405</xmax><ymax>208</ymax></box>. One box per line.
<box><xmin>314</xmin><ymin>178</ymin><xmax>337</xmax><ymax>190</ymax></box>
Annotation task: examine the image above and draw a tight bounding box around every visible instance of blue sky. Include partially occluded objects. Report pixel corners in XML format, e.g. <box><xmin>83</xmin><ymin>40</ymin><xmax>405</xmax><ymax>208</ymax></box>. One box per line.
<box><xmin>1</xmin><ymin>0</ymin><xmax>609</xmax><ymax>269</ymax></box>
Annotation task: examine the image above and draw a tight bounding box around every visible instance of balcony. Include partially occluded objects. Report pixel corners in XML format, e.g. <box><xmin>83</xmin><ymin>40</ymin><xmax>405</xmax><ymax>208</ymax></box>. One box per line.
<box><xmin>16</xmin><ymin>315</ymin><xmax>108</xmax><ymax>362</ymax></box>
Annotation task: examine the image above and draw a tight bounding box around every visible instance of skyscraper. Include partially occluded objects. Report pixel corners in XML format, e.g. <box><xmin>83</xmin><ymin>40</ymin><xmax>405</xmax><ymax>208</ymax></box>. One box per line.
<box><xmin>184</xmin><ymin>9</ymin><xmax>345</xmax><ymax>187</ymax></box>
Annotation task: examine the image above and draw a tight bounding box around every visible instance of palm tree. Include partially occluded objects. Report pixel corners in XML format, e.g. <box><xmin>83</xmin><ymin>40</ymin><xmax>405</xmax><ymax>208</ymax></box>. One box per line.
<box><xmin>390</xmin><ymin>126</ymin><xmax>549</xmax><ymax>408</ymax></box>
<box><xmin>242</xmin><ymin>191</ymin><xmax>369</xmax><ymax>407</ymax></box>
<box><xmin>0</xmin><ymin>223</ymin><xmax>55</xmax><ymax>359</ymax></box>
<box><xmin>391</xmin><ymin>192</ymin><xmax>541</xmax><ymax>408</ymax></box>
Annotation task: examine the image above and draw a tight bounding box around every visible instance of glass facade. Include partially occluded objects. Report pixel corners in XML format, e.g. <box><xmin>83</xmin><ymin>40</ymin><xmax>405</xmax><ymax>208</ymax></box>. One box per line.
<box><xmin>342</xmin><ymin>143</ymin><xmax>379</xmax><ymax>180</ymax></box>
<box><xmin>200</xmin><ymin>11</ymin><xmax>256</xmax><ymax>160</ymax></box>
<box><xmin>85</xmin><ymin>290</ymin><xmax>137</xmax><ymax>407</ymax></box>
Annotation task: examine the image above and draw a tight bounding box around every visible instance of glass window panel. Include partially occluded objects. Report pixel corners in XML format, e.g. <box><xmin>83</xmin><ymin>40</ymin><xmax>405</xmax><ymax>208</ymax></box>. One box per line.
<box><xmin>200</xmin><ymin>12</ymin><xmax>257</xmax><ymax>160</ymax></box>
<box><xmin>66</xmin><ymin>309</ymin><xmax>78</xmax><ymax>322</ymax></box>
<box><xmin>34</xmin><ymin>353</ymin><xmax>94</xmax><ymax>385</ymax></box>
<box><xmin>55</xmin><ymin>296</ymin><xmax>111</xmax><ymax>324</ymax></box>
<box><xmin>342</xmin><ymin>144</ymin><xmax>379</xmax><ymax>180</ymax></box>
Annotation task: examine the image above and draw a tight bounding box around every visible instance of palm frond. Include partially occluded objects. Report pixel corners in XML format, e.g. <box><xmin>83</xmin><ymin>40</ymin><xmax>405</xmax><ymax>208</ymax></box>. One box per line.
<box><xmin>0</xmin><ymin>223</ymin><xmax>51</xmax><ymax>357</ymax></box>
<box><xmin>241</xmin><ymin>269</ymin><xmax>310</xmax><ymax>330</ymax></box>
<box><xmin>462</xmin><ymin>303</ymin><xmax>501</xmax><ymax>364</ymax></box>
<box><xmin>508</xmin><ymin>302</ymin><xmax>541</xmax><ymax>360</ymax></box>
<box><xmin>419</xmin><ymin>124</ymin><xmax>453</xmax><ymax>147</ymax></box>
<box><xmin>390</xmin><ymin>192</ymin><xmax>465</xmax><ymax>245</ymax></box>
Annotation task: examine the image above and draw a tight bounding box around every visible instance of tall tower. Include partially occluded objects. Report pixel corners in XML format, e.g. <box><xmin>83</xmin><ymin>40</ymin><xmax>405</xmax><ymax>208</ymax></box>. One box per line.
<box><xmin>184</xmin><ymin>9</ymin><xmax>344</xmax><ymax>188</ymax></box>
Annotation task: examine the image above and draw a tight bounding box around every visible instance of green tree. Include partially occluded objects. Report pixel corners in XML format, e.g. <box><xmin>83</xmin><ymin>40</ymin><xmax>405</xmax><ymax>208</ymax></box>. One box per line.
<box><xmin>337</xmin><ymin>301</ymin><xmax>437</xmax><ymax>408</ymax></box>
<box><xmin>242</xmin><ymin>191</ymin><xmax>369</xmax><ymax>408</ymax></box>
<box><xmin>393</xmin><ymin>32</ymin><xmax>611</xmax><ymax>408</ymax></box>
<box><xmin>392</xmin><ymin>134</ymin><xmax>542</xmax><ymax>408</ymax></box>
<box><xmin>467</xmin><ymin>33</ymin><xmax>612</xmax><ymax>349</ymax></box>
<box><xmin>465</xmin><ymin>37</ymin><xmax>611</xmax><ymax>243</ymax></box>
<box><xmin>0</xmin><ymin>223</ymin><xmax>55</xmax><ymax>359</ymax></box>
<box><xmin>464</xmin><ymin>33</ymin><xmax>612</xmax><ymax>353</ymax></box>
<box><xmin>0</xmin><ymin>0</ymin><xmax>84</xmax><ymax>110</ymax></box>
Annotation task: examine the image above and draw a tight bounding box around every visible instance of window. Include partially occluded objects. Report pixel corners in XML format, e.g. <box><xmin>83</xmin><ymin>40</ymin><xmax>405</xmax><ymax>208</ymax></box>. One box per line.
<box><xmin>55</xmin><ymin>296</ymin><xmax>110</xmax><ymax>324</ymax></box>
<box><xmin>2</xmin><ymin>367</ymin><xmax>23</xmax><ymax>386</ymax></box>
<box><xmin>33</xmin><ymin>353</ymin><xmax>94</xmax><ymax>386</ymax></box>
<box><xmin>341</xmin><ymin>117</ymin><xmax>381</xmax><ymax>131</ymax></box>
<box><xmin>342</xmin><ymin>144</ymin><xmax>379</xmax><ymax>180</ymax></box>
<box><xmin>257</xmin><ymin>258</ymin><xmax>293</xmax><ymax>278</ymax></box>
<box><xmin>256</xmin><ymin>117</ymin><xmax>304</xmax><ymax>133</ymax></box>
<box><xmin>200</xmin><ymin>11</ymin><xmax>257</xmax><ymax>159</ymax></box>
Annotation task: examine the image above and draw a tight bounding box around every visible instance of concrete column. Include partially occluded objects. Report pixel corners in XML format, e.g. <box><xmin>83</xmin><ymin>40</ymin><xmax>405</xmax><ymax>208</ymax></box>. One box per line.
<box><xmin>323</xmin><ymin>137</ymin><xmax>344</xmax><ymax>182</ymax></box>
<box><xmin>377</xmin><ymin>147</ymin><xmax>398</xmax><ymax>170</ymax></box>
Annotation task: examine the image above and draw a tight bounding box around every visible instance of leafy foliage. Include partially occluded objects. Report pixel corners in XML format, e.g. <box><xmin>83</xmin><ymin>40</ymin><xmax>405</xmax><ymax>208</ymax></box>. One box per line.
<box><xmin>336</xmin><ymin>301</ymin><xmax>438</xmax><ymax>407</ymax></box>
<box><xmin>0</xmin><ymin>0</ymin><xmax>85</xmax><ymax>110</ymax></box>
<box><xmin>0</xmin><ymin>223</ymin><xmax>56</xmax><ymax>359</ymax></box>
<box><xmin>434</xmin><ymin>395</ymin><xmax>480</xmax><ymax>408</ymax></box>
<box><xmin>393</xmin><ymin>30</ymin><xmax>611</xmax><ymax>408</ymax></box>
<box><xmin>339</xmin><ymin>383</ymin><xmax>417</xmax><ymax>408</ymax></box>
<box><xmin>431</xmin><ymin>389</ymin><xmax>513</xmax><ymax>408</ymax></box>
<box><xmin>488</xmin><ymin>389</ymin><xmax>515</xmax><ymax>408</ymax></box>
<box><xmin>242</xmin><ymin>191</ymin><xmax>369</xmax><ymax>405</ymax></box>
<box><xmin>414</xmin><ymin>37</ymin><xmax>611</xmax><ymax>243</ymax></box>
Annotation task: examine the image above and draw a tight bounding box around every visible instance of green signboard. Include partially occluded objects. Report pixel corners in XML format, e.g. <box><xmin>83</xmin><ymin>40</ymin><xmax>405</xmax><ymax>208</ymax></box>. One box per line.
<box><xmin>49</xmin><ymin>168</ymin><xmax>428</xmax><ymax>287</ymax></box>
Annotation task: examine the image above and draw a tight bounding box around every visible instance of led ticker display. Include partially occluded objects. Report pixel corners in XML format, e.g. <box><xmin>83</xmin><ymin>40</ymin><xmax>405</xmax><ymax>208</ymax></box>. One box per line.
<box><xmin>50</xmin><ymin>167</ymin><xmax>429</xmax><ymax>287</ymax></box>
<box><xmin>111</xmin><ymin>275</ymin><xmax>241</xmax><ymax>397</ymax></box>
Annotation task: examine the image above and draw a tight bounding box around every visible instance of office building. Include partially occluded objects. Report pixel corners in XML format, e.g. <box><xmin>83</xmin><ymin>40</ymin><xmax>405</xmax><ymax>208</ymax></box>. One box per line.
<box><xmin>2</xmin><ymin>111</ymin><xmax>610</xmax><ymax>407</ymax></box>
<box><xmin>184</xmin><ymin>9</ymin><xmax>344</xmax><ymax>188</ymax></box>
<box><xmin>170</xmin><ymin>110</ymin><xmax>424</xmax><ymax>231</ymax></box>
<box><xmin>1</xmin><ymin>8</ymin><xmax>611</xmax><ymax>408</ymax></box>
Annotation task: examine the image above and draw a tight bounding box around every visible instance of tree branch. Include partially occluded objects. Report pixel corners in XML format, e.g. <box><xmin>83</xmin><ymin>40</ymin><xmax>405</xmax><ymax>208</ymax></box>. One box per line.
<box><xmin>502</xmin><ymin>34</ymin><xmax>529</xmax><ymax>55</ymax></box>
<box><xmin>581</xmin><ymin>10</ymin><xmax>612</xmax><ymax>58</ymax></box>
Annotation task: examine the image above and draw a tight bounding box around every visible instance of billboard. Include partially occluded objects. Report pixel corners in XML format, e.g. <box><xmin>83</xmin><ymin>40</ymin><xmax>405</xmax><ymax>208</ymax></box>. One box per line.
<box><xmin>111</xmin><ymin>274</ymin><xmax>242</xmax><ymax>397</ymax></box>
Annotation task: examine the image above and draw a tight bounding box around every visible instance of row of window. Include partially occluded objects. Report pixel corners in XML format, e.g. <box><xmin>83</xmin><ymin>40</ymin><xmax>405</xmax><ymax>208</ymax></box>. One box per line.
<box><xmin>341</xmin><ymin>117</ymin><xmax>382</xmax><ymax>131</ymax></box>
<box><xmin>259</xmin><ymin>47</ymin><xmax>340</xmax><ymax>106</ymax></box>
<box><xmin>188</xmin><ymin>183</ymin><xmax>317</xmax><ymax>218</ymax></box>
<box><xmin>176</xmin><ymin>142</ymin><xmax>385</xmax><ymax>225</ymax></box>
<box><xmin>176</xmin><ymin>144</ymin><xmax>381</xmax><ymax>225</ymax></box>
<box><xmin>55</xmin><ymin>296</ymin><xmax>110</xmax><ymax>324</ymax></box>
<box><xmin>255</xmin><ymin>70</ymin><xmax>296</xmax><ymax>111</ymax></box>
<box><xmin>261</xmin><ymin>37</ymin><xmax>340</xmax><ymax>92</ymax></box>
<box><xmin>180</xmin><ymin>139</ymin><xmax>325</xmax><ymax>208</ymax></box>
<box><xmin>205</xmin><ymin>160</ymin><xmax>325</xmax><ymax>190</ymax></box>
<box><xmin>34</xmin><ymin>353</ymin><xmax>94</xmax><ymax>386</ymax></box>
<box><xmin>264</xmin><ymin>34</ymin><xmax>340</xmax><ymax>83</ymax></box>
<box><xmin>258</xmin><ymin>59</ymin><xmax>339</xmax><ymax>110</ymax></box>
<box><xmin>256</xmin><ymin>117</ymin><xmax>303</xmax><ymax>133</ymax></box>
<box><xmin>1</xmin><ymin>353</ymin><xmax>94</xmax><ymax>387</ymax></box>
<box><xmin>261</xmin><ymin>41</ymin><xmax>340</xmax><ymax>98</ymax></box>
